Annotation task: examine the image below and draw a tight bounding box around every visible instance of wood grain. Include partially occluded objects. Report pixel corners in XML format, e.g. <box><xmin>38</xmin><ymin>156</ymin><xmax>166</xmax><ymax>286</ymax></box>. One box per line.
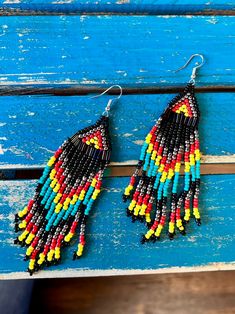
<box><xmin>0</xmin><ymin>175</ymin><xmax>234</xmax><ymax>278</ymax></box>
<box><xmin>30</xmin><ymin>271</ymin><xmax>235</xmax><ymax>314</ymax></box>
<box><xmin>0</xmin><ymin>16</ymin><xmax>234</xmax><ymax>86</ymax></box>
<box><xmin>0</xmin><ymin>1</ymin><xmax>234</xmax><ymax>15</ymax></box>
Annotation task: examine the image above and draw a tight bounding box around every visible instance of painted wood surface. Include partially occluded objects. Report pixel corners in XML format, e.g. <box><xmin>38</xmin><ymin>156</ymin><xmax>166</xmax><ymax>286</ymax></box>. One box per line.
<box><xmin>0</xmin><ymin>15</ymin><xmax>234</xmax><ymax>86</ymax></box>
<box><xmin>0</xmin><ymin>93</ymin><xmax>234</xmax><ymax>168</ymax></box>
<box><xmin>0</xmin><ymin>175</ymin><xmax>234</xmax><ymax>278</ymax></box>
<box><xmin>0</xmin><ymin>1</ymin><xmax>234</xmax><ymax>14</ymax></box>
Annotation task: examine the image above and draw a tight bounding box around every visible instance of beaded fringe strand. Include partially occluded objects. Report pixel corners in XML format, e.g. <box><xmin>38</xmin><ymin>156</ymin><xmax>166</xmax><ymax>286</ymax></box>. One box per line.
<box><xmin>123</xmin><ymin>83</ymin><xmax>201</xmax><ymax>243</ymax></box>
<box><xmin>14</xmin><ymin>115</ymin><xmax>111</xmax><ymax>275</ymax></box>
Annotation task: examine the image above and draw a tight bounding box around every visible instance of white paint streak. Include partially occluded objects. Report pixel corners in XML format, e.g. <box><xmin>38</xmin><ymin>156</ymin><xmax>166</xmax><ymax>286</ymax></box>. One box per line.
<box><xmin>133</xmin><ymin>140</ymin><xmax>144</xmax><ymax>145</ymax></box>
<box><xmin>3</xmin><ymin>0</ymin><xmax>20</xmax><ymax>3</ymax></box>
<box><xmin>123</xmin><ymin>133</ymin><xmax>132</xmax><ymax>138</ymax></box>
<box><xmin>0</xmin><ymin>145</ymin><xmax>4</xmax><ymax>155</ymax></box>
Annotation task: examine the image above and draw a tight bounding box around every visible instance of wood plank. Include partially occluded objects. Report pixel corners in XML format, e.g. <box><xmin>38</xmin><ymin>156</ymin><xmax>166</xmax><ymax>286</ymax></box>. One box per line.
<box><xmin>0</xmin><ymin>15</ymin><xmax>234</xmax><ymax>86</ymax></box>
<box><xmin>0</xmin><ymin>175</ymin><xmax>234</xmax><ymax>279</ymax></box>
<box><xmin>30</xmin><ymin>272</ymin><xmax>235</xmax><ymax>314</ymax></box>
<box><xmin>0</xmin><ymin>2</ymin><xmax>234</xmax><ymax>15</ymax></box>
<box><xmin>0</xmin><ymin>93</ymin><xmax>234</xmax><ymax>168</ymax></box>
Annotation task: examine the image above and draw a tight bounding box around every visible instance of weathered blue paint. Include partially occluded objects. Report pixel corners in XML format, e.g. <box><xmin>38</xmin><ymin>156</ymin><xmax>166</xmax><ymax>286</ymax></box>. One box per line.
<box><xmin>0</xmin><ymin>2</ymin><xmax>233</xmax><ymax>14</ymax></box>
<box><xmin>0</xmin><ymin>16</ymin><xmax>234</xmax><ymax>86</ymax></box>
<box><xmin>0</xmin><ymin>93</ymin><xmax>234</xmax><ymax>167</ymax></box>
<box><xmin>0</xmin><ymin>175</ymin><xmax>234</xmax><ymax>276</ymax></box>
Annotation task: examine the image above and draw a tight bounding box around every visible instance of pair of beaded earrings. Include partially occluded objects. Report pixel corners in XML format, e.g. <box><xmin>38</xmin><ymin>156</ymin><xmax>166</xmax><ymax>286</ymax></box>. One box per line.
<box><xmin>14</xmin><ymin>54</ymin><xmax>204</xmax><ymax>275</ymax></box>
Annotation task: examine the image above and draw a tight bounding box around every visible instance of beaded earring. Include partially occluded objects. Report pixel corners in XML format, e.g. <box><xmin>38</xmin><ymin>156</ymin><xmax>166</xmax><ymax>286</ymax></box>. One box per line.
<box><xmin>123</xmin><ymin>54</ymin><xmax>204</xmax><ymax>243</ymax></box>
<box><xmin>14</xmin><ymin>85</ymin><xmax>122</xmax><ymax>275</ymax></box>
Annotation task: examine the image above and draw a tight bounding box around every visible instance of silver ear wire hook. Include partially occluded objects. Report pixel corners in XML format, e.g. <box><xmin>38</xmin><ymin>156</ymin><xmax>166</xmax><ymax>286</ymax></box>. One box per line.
<box><xmin>175</xmin><ymin>54</ymin><xmax>205</xmax><ymax>85</ymax></box>
<box><xmin>91</xmin><ymin>85</ymin><xmax>123</xmax><ymax>117</ymax></box>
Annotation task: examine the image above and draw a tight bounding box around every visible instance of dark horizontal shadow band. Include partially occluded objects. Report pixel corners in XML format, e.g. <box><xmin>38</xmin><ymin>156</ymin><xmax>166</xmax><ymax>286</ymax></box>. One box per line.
<box><xmin>0</xmin><ymin>7</ymin><xmax>235</xmax><ymax>16</ymax></box>
<box><xmin>0</xmin><ymin>85</ymin><xmax>234</xmax><ymax>96</ymax></box>
<box><xmin>1</xmin><ymin>163</ymin><xmax>235</xmax><ymax>180</ymax></box>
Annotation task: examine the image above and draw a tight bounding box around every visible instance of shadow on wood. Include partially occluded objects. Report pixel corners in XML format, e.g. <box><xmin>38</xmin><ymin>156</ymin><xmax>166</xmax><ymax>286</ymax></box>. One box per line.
<box><xmin>30</xmin><ymin>271</ymin><xmax>235</xmax><ymax>314</ymax></box>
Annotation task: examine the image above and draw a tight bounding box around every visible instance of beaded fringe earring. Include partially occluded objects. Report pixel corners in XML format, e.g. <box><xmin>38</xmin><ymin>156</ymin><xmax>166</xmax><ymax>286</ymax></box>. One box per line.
<box><xmin>123</xmin><ymin>54</ymin><xmax>204</xmax><ymax>243</ymax></box>
<box><xmin>14</xmin><ymin>85</ymin><xmax>122</xmax><ymax>275</ymax></box>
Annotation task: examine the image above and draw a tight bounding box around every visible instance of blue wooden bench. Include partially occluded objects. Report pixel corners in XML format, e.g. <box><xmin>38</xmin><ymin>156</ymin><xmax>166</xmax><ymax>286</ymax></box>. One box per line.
<box><xmin>0</xmin><ymin>1</ymin><xmax>235</xmax><ymax>279</ymax></box>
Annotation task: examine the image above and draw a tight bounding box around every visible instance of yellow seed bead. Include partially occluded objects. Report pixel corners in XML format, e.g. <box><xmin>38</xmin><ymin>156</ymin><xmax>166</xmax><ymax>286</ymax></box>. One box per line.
<box><xmin>151</xmin><ymin>150</ymin><xmax>157</xmax><ymax>160</ymax></box>
<box><xmin>18</xmin><ymin>230</ymin><xmax>29</xmax><ymax>241</ymax></box>
<box><xmin>167</xmin><ymin>172</ymin><xmax>174</xmax><ymax>180</ymax></box>
<box><xmin>176</xmin><ymin>219</ymin><xmax>182</xmax><ymax>228</ymax></box>
<box><xmin>145</xmin><ymin>229</ymin><xmax>154</xmax><ymax>239</ymax></box>
<box><xmin>55</xmin><ymin>247</ymin><xmax>60</xmax><ymax>259</ymax></box>
<box><xmin>25</xmin><ymin>233</ymin><xmax>35</xmax><ymax>245</ymax></box>
<box><xmin>169</xmin><ymin>222</ymin><xmax>175</xmax><ymax>233</ymax></box>
<box><xmin>53</xmin><ymin>184</ymin><xmax>60</xmax><ymax>193</ymax></box>
<box><xmin>193</xmin><ymin>208</ymin><xmax>200</xmax><ymax>219</ymax></box>
<box><xmin>128</xmin><ymin>200</ymin><xmax>136</xmax><ymax>211</ymax></box>
<box><xmin>90</xmin><ymin>138</ymin><xmax>95</xmax><ymax>143</ymax></box>
<box><xmin>47</xmin><ymin>250</ymin><xmax>55</xmax><ymax>262</ymax></box>
<box><xmin>134</xmin><ymin>205</ymin><xmax>141</xmax><ymax>216</ymax></box>
<box><xmin>91</xmin><ymin>179</ymin><xmax>97</xmax><ymax>187</ymax></box>
<box><xmin>18</xmin><ymin>206</ymin><xmax>28</xmax><ymax>218</ymax></box>
<box><xmin>26</xmin><ymin>246</ymin><xmax>34</xmax><ymax>256</ymax></box>
<box><xmin>145</xmin><ymin>134</ymin><xmax>152</xmax><ymax>144</ymax></box>
<box><xmin>77</xmin><ymin>243</ymin><xmax>84</xmax><ymax>256</ymax></box>
<box><xmin>19</xmin><ymin>220</ymin><xmax>27</xmax><ymax>229</ymax></box>
<box><xmin>55</xmin><ymin>203</ymin><xmax>62</xmax><ymax>213</ymax></box>
<box><xmin>64</xmin><ymin>198</ymin><xmax>71</xmax><ymax>205</ymax></box>
<box><xmin>145</xmin><ymin>213</ymin><xmax>151</xmax><ymax>223</ymax></box>
<box><xmin>47</xmin><ymin>156</ymin><xmax>56</xmax><ymax>167</ymax></box>
<box><xmin>28</xmin><ymin>259</ymin><xmax>35</xmax><ymax>270</ymax></box>
<box><xmin>49</xmin><ymin>170</ymin><xmax>56</xmax><ymax>179</ymax></box>
<box><xmin>64</xmin><ymin>232</ymin><xmax>74</xmax><ymax>242</ymax></box>
<box><xmin>73</xmin><ymin>195</ymin><xmax>78</xmax><ymax>201</ymax></box>
<box><xmin>158</xmin><ymin>164</ymin><xmax>164</xmax><ymax>173</ymax></box>
<box><xmin>139</xmin><ymin>204</ymin><xmax>147</xmax><ymax>216</ymax></box>
<box><xmin>37</xmin><ymin>253</ymin><xmax>46</xmax><ymax>265</ymax></box>
<box><xmin>50</xmin><ymin>178</ymin><xmax>57</xmax><ymax>188</ymax></box>
<box><xmin>155</xmin><ymin>225</ymin><xmax>163</xmax><ymax>237</ymax></box>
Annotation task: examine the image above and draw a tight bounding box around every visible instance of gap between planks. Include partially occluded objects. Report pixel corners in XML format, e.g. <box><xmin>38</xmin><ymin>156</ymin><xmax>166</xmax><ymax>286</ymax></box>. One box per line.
<box><xmin>0</xmin><ymin>85</ymin><xmax>234</xmax><ymax>96</ymax></box>
<box><xmin>0</xmin><ymin>9</ymin><xmax>235</xmax><ymax>17</ymax></box>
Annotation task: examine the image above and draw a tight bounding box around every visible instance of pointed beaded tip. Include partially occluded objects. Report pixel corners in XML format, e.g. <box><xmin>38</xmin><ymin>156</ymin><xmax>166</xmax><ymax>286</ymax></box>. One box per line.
<box><xmin>126</xmin><ymin>208</ymin><xmax>132</xmax><ymax>217</ymax></box>
<box><xmin>168</xmin><ymin>232</ymin><xmax>175</xmax><ymax>240</ymax></box>
<box><xmin>140</xmin><ymin>234</ymin><xmax>148</xmax><ymax>244</ymax></box>
<box><xmin>72</xmin><ymin>251</ymin><xmax>81</xmax><ymax>260</ymax></box>
<box><xmin>196</xmin><ymin>218</ymin><xmax>201</xmax><ymax>226</ymax></box>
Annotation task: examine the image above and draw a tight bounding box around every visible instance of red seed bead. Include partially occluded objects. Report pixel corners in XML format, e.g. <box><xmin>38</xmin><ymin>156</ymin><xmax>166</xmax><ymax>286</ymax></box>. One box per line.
<box><xmin>43</xmin><ymin>244</ymin><xmax>50</xmax><ymax>255</ymax></box>
<box><xmin>26</xmin><ymin>222</ymin><xmax>33</xmax><ymax>232</ymax></box>
<box><xmin>31</xmin><ymin>249</ymin><xmax>39</xmax><ymax>260</ymax></box>
<box><xmin>32</xmin><ymin>236</ymin><xmax>39</xmax><ymax>248</ymax></box>
<box><xmin>25</xmin><ymin>213</ymin><xmax>33</xmax><ymax>223</ymax></box>
<box><xmin>28</xmin><ymin>200</ymin><xmax>34</xmax><ymax>210</ymax></box>
<box><xmin>80</xmin><ymin>235</ymin><xmax>86</xmax><ymax>245</ymax></box>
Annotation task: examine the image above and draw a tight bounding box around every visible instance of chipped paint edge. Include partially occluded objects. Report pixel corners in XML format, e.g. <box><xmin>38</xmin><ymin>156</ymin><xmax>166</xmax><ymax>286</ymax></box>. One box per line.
<box><xmin>0</xmin><ymin>262</ymin><xmax>235</xmax><ymax>280</ymax></box>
